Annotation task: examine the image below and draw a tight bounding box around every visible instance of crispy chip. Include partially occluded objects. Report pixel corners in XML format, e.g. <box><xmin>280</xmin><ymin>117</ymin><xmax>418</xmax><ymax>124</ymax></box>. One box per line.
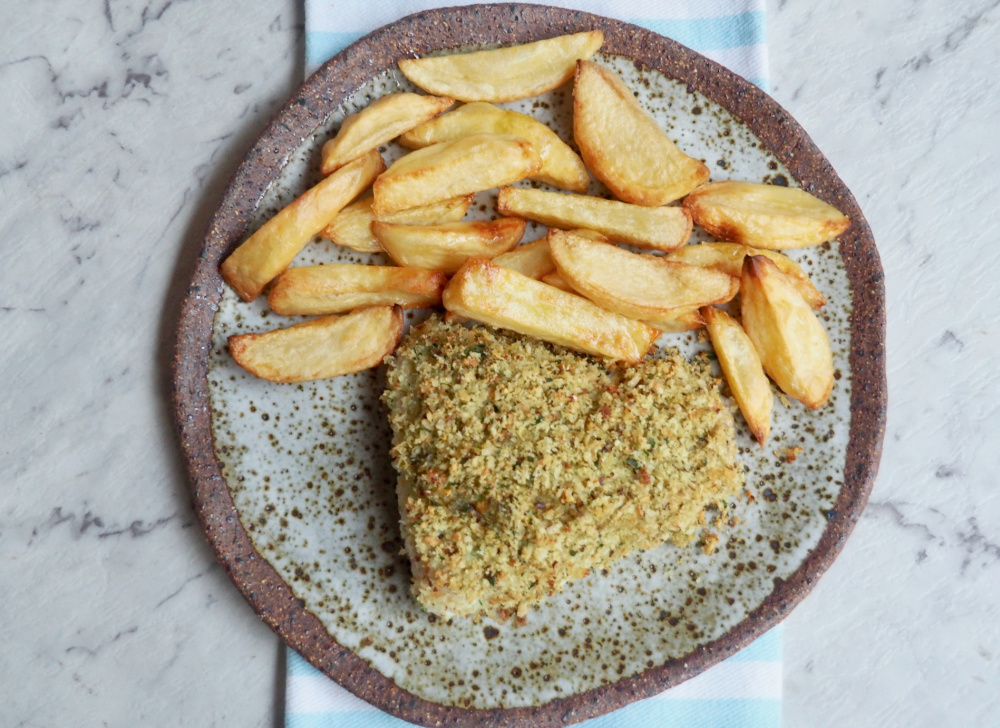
<box><xmin>540</xmin><ymin>270</ymin><xmax>575</xmax><ymax>292</ymax></box>
<box><xmin>647</xmin><ymin>308</ymin><xmax>705</xmax><ymax>333</ymax></box>
<box><xmin>740</xmin><ymin>256</ymin><xmax>834</xmax><ymax>408</ymax></box>
<box><xmin>567</xmin><ymin>228</ymin><xmax>611</xmax><ymax>242</ymax></box>
<box><xmin>322</xmin><ymin>193</ymin><xmax>473</xmax><ymax>254</ymax></box>
<box><xmin>372</xmin><ymin>134</ymin><xmax>540</xmax><ymax>215</ymax></box>
<box><xmin>398</xmin><ymin>31</ymin><xmax>603</xmax><ymax>102</ymax></box>
<box><xmin>702</xmin><ymin>306</ymin><xmax>773</xmax><ymax>445</ymax></box>
<box><xmin>442</xmin><ymin>258</ymin><xmax>658</xmax><ymax>363</ymax></box>
<box><xmin>220</xmin><ymin>150</ymin><xmax>385</xmax><ymax>301</ymax></box>
<box><xmin>372</xmin><ymin>218</ymin><xmax>525</xmax><ymax>273</ymax></box>
<box><xmin>496</xmin><ymin>186</ymin><xmax>692</xmax><ymax>251</ymax></box>
<box><xmin>400</xmin><ymin>102</ymin><xmax>589</xmax><ymax>192</ymax></box>
<box><xmin>228</xmin><ymin>305</ymin><xmax>403</xmax><ymax>383</ymax></box>
<box><xmin>667</xmin><ymin>242</ymin><xmax>826</xmax><ymax>308</ymax></box>
<box><xmin>491</xmin><ymin>237</ymin><xmax>556</xmax><ymax>279</ymax></box>
<box><xmin>320</xmin><ymin>93</ymin><xmax>454</xmax><ymax>175</ymax></box>
<box><xmin>683</xmin><ymin>180</ymin><xmax>850</xmax><ymax>249</ymax></box>
<box><xmin>548</xmin><ymin>230</ymin><xmax>738</xmax><ymax>324</ymax></box>
<box><xmin>269</xmin><ymin>265</ymin><xmax>447</xmax><ymax>315</ymax></box>
<box><xmin>573</xmin><ymin>61</ymin><xmax>709</xmax><ymax>206</ymax></box>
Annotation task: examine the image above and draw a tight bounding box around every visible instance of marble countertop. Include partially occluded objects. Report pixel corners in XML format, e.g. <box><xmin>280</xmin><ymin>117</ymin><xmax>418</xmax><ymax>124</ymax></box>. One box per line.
<box><xmin>2</xmin><ymin>1</ymin><xmax>997</xmax><ymax>726</ymax></box>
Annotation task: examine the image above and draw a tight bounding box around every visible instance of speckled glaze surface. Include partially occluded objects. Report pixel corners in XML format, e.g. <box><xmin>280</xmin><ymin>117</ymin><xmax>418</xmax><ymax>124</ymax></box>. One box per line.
<box><xmin>172</xmin><ymin>5</ymin><xmax>885</xmax><ymax>726</ymax></box>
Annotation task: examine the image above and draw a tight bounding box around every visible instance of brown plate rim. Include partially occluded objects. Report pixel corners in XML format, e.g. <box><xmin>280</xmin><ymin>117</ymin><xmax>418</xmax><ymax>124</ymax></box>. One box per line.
<box><xmin>170</xmin><ymin>4</ymin><xmax>887</xmax><ymax>726</ymax></box>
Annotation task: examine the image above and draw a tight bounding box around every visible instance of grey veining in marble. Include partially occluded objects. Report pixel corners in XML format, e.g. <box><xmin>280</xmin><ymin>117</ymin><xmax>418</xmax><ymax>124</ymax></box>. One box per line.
<box><xmin>768</xmin><ymin>0</ymin><xmax>1000</xmax><ymax>726</ymax></box>
<box><xmin>0</xmin><ymin>0</ymin><xmax>997</xmax><ymax>726</ymax></box>
<box><xmin>0</xmin><ymin>1</ymin><xmax>305</xmax><ymax>726</ymax></box>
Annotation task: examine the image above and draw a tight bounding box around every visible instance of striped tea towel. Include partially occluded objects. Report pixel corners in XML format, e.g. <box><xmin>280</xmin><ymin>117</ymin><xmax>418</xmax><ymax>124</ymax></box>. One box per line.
<box><xmin>287</xmin><ymin>628</ymin><xmax>781</xmax><ymax>727</ymax></box>
<box><xmin>305</xmin><ymin>1</ymin><xmax>768</xmax><ymax>91</ymax></box>
<box><xmin>290</xmin><ymin>2</ymin><xmax>776</xmax><ymax>726</ymax></box>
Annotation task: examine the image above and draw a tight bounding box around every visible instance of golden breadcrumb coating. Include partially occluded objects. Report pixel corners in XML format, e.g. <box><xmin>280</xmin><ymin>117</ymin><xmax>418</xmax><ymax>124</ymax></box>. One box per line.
<box><xmin>383</xmin><ymin>317</ymin><xmax>741</xmax><ymax>620</ymax></box>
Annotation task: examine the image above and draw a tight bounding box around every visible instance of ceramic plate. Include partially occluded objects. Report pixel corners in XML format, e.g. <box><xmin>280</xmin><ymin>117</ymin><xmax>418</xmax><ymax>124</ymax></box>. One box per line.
<box><xmin>172</xmin><ymin>5</ymin><xmax>886</xmax><ymax>726</ymax></box>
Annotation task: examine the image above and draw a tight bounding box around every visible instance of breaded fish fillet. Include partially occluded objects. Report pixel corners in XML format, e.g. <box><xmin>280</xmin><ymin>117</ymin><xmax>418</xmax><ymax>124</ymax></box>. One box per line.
<box><xmin>383</xmin><ymin>317</ymin><xmax>742</xmax><ymax>620</ymax></box>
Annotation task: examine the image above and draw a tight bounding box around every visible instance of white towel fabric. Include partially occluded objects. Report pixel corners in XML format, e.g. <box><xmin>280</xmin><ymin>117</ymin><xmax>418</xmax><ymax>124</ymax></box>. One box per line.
<box><xmin>290</xmin><ymin>2</ymin><xmax>778</xmax><ymax>726</ymax></box>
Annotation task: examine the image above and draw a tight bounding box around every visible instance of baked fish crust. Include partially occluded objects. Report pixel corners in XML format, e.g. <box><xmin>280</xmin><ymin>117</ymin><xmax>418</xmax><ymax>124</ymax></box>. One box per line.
<box><xmin>383</xmin><ymin>316</ymin><xmax>742</xmax><ymax>620</ymax></box>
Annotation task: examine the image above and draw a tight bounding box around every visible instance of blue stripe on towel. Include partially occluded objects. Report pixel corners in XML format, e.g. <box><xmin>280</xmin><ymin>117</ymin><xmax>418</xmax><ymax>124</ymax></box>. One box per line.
<box><xmin>306</xmin><ymin>31</ymin><xmax>365</xmax><ymax>69</ymax></box>
<box><xmin>630</xmin><ymin>13</ymin><xmax>765</xmax><ymax>51</ymax></box>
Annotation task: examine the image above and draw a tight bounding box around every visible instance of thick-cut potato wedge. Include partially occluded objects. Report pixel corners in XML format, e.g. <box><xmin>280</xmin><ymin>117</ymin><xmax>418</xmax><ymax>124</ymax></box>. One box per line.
<box><xmin>740</xmin><ymin>256</ymin><xmax>834</xmax><ymax>409</ymax></box>
<box><xmin>548</xmin><ymin>230</ymin><xmax>738</xmax><ymax>324</ymax></box>
<box><xmin>542</xmin><ymin>267</ymin><xmax>703</xmax><ymax>322</ymax></box>
<box><xmin>443</xmin><ymin>258</ymin><xmax>658</xmax><ymax>362</ymax></box>
<box><xmin>667</xmin><ymin>242</ymin><xmax>749</xmax><ymax>271</ymax></box>
<box><xmin>647</xmin><ymin>307</ymin><xmax>705</xmax><ymax>334</ymax></box>
<box><xmin>228</xmin><ymin>305</ymin><xmax>403</xmax><ymax>383</ymax></box>
<box><xmin>268</xmin><ymin>265</ymin><xmax>447</xmax><ymax>316</ymax></box>
<box><xmin>496</xmin><ymin>186</ymin><xmax>692</xmax><ymax>252</ymax></box>
<box><xmin>540</xmin><ymin>270</ymin><xmax>574</xmax><ymax>292</ymax></box>
<box><xmin>322</xmin><ymin>193</ymin><xmax>473</xmax><ymax>254</ymax></box>
<box><xmin>320</xmin><ymin>93</ymin><xmax>454</xmax><ymax>175</ymax></box>
<box><xmin>568</xmin><ymin>228</ymin><xmax>611</xmax><ymax>242</ymax></box>
<box><xmin>398</xmin><ymin>31</ymin><xmax>603</xmax><ymax>103</ymax></box>
<box><xmin>492</xmin><ymin>238</ymin><xmax>556</xmax><ymax>279</ymax></box>
<box><xmin>372</xmin><ymin>218</ymin><xmax>525</xmax><ymax>273</ymax></box>
<box><xmin>574</xmin><ymin>61</ymin><xmax>709</xmax><ymax>206</ymax></box>
<box><xmin>399</xmin><ymin>103</ymin><xmax>589</xmax><ymax>192</ymax></box>
<box><xmin>533</xmin><ymin>231</ymin><xmax>619</xmax><ymax>290</ymax></box>
<box><xmin>373</xmin><ymin>134</ymin><xmax>540</xmax><ymax>215</ymax></box>
<box><xmin>683</xmin><ymin>180</ymin><xmax>850</xmax><ymax>249</ymax></box>
<box><xmin>220</xmin><ymin>150</ymin><xmax>385</xmax><ymax>301</ymax></box>
<box><xmin>668</xmin><ymin>242</ymin><xmax>826</xmax><ymax>309</ymax></box>
<box><xmin>702</xmin><ymin>306</ymin><xmax>773</xmax><ymax>445</ymax></box>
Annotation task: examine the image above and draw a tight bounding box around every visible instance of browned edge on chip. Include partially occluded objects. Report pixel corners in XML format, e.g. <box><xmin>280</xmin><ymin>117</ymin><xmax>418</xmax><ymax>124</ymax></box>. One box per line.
<box><xmin>171</xmin><ymin>4</ymin><xmax>886</xmax><ymax>726</ymax></box>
